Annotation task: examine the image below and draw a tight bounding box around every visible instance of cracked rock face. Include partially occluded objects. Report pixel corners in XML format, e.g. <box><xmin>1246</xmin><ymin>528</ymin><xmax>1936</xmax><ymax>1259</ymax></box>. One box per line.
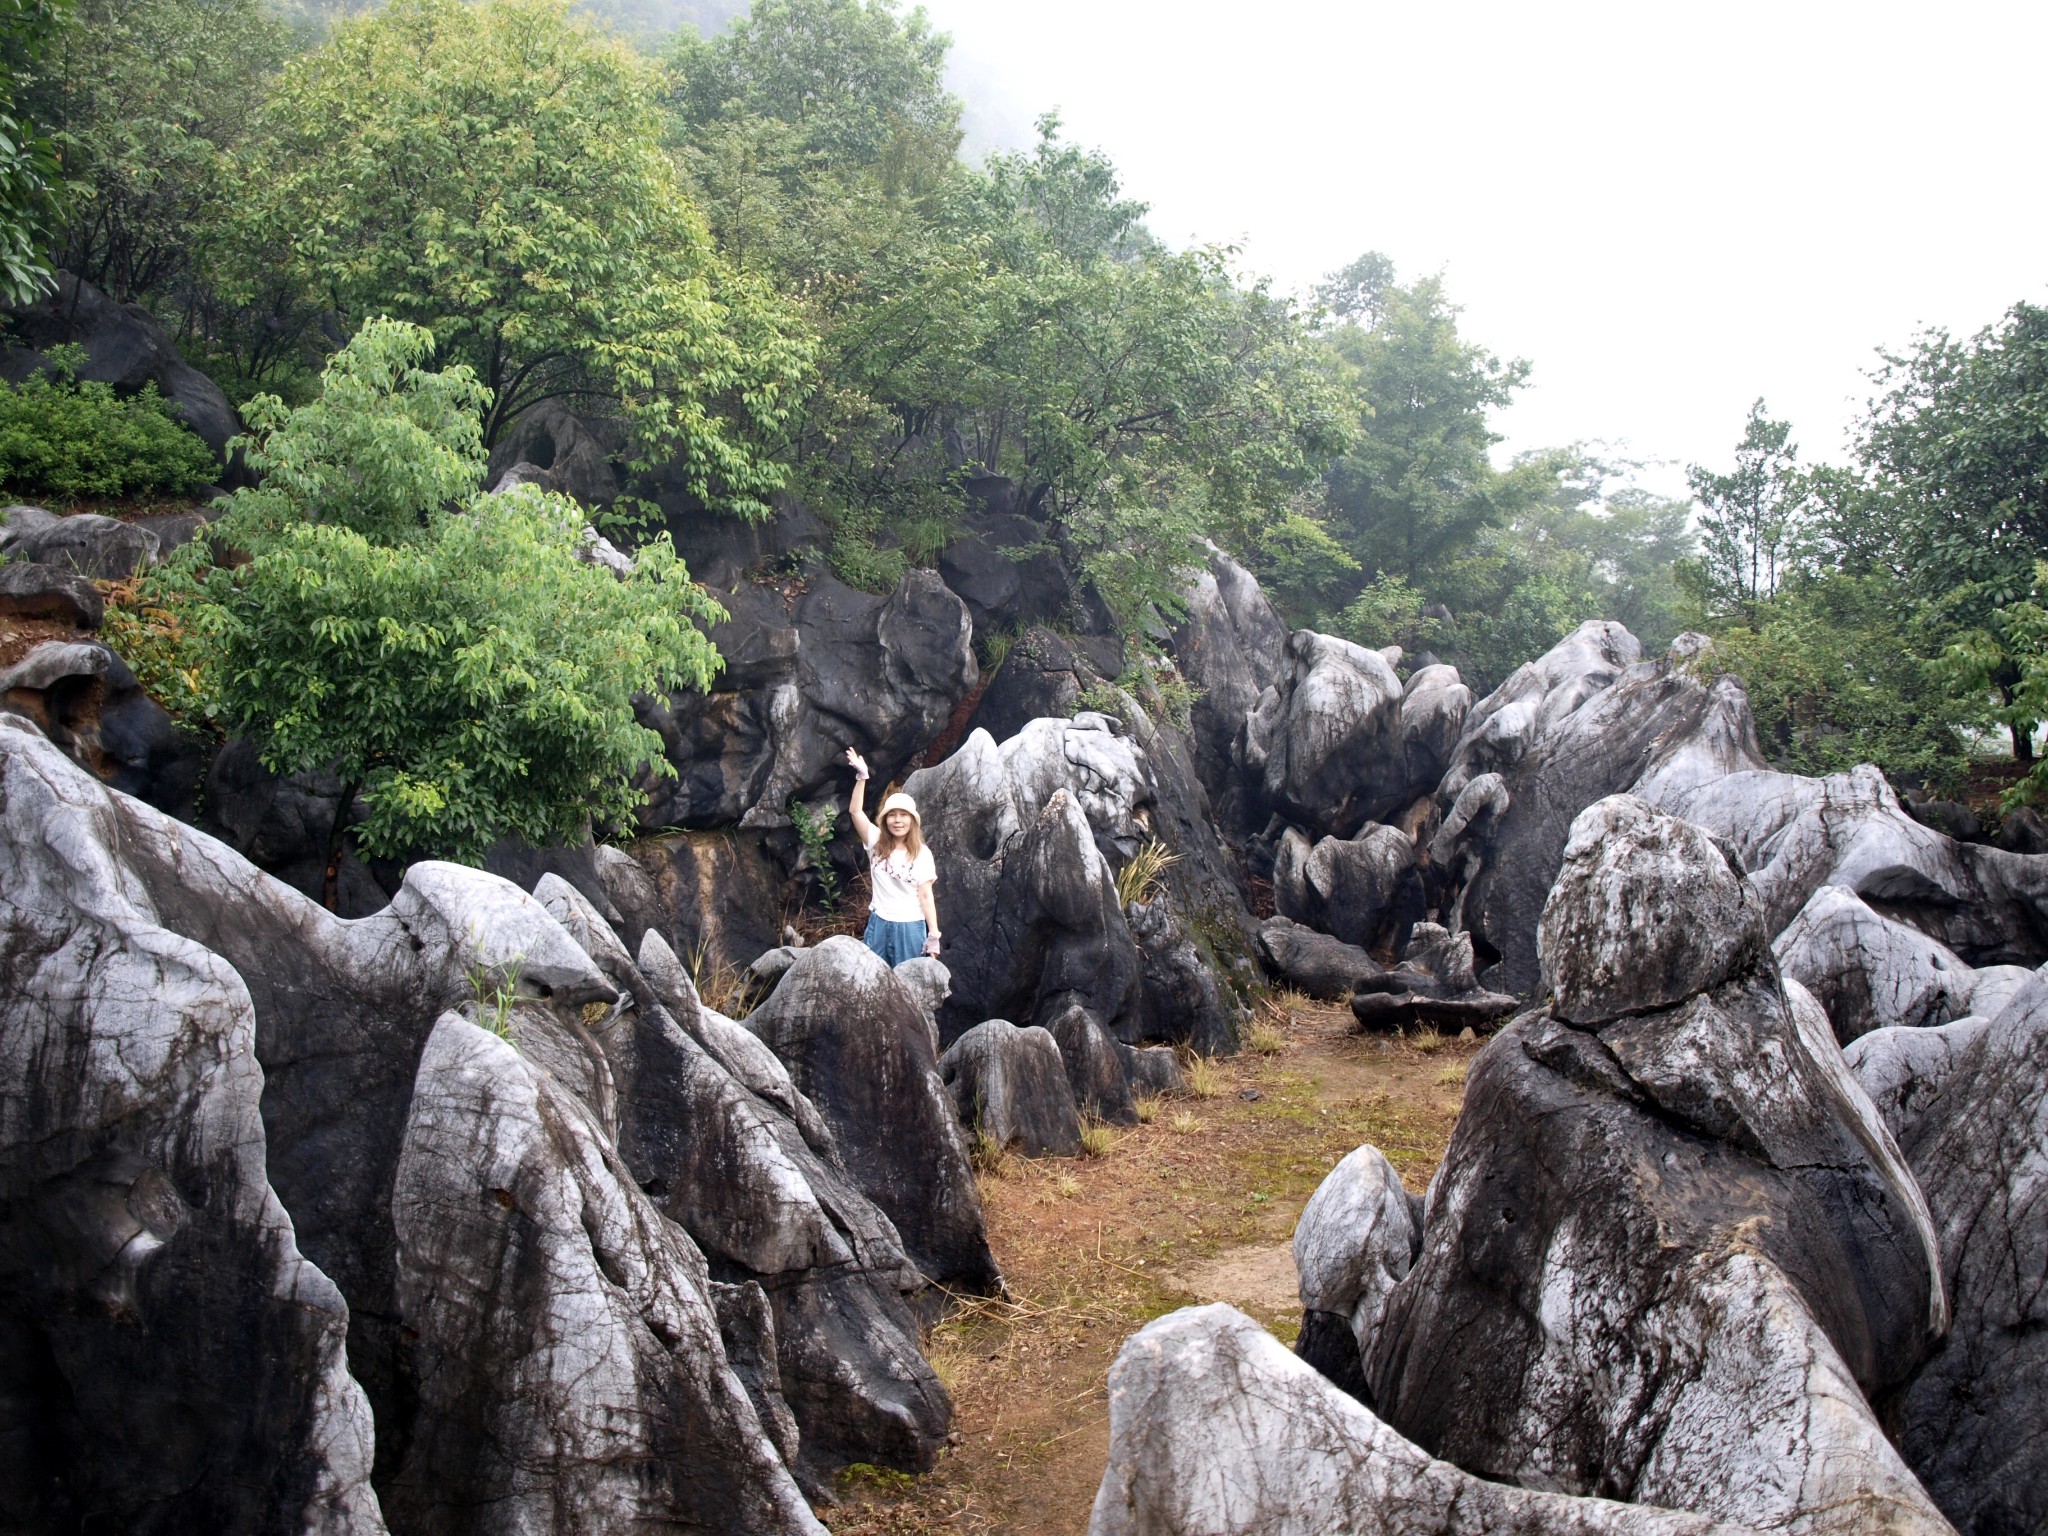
<box><xmin>1367</xmin><ymin>795</ymin><xmax>1950</xmax><ymax>1535</ymax></box>
<box><xmin>1772</xmin><ymin>884</ymin><xmax>1978</xmax><ymax>1044</ymax></box>
<box><xmin>0</xmin><ymin>713</ymin><xmax>955</xmax><ymax>1525</ymax></box>
<box><xmin>938</xmin><ymin>1019</ymin><xmax>1083</xmax><ymax>1157</ymax></box>
<box><xmin>1851</xmin><ymin>975</ymin><xmax>2048</xmax><ymax>1533</ymax></box>
<box><xmin>1290</xmin><ymin>1144</ymin><xmax>1420</xmax><ymax>1408</ymax></box>
<box><xmin>0</xmin><ymin>715</ymin><xmax>384</xmax><ymax>1533</ymax></box>
<box><xmin>1090</xmin><ymin>1305</ymin><xmax>1755</xmax><ymax>1536</ymax></box>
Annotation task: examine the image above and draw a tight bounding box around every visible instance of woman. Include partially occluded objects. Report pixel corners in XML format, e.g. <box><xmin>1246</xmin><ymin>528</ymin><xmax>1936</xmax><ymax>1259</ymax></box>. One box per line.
<box><xmin>844</xmin><ymin>748</ymin><xmax>942</xmax><ymax>965</ymax></box>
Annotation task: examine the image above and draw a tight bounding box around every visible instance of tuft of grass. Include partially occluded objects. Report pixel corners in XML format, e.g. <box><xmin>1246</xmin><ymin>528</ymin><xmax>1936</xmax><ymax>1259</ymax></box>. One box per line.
<box><xmin>969</xmin><ymin>1126</ymin><xmax>1014</xmax><ymax>1178</ymax></box>
<box><xmin>838</xmin><ymin>1462</ymin><xmax>916</xmax><ymax>1496</ymax></box>
<box><xmin>1115</xmin><ymin>838</ymin><xmax>1180</xmax><ymax>908</ymax></box>
<box><xmin>1078</xmin><ymin>1120</ymin><xmax>1115</xmax><ymax>1158</ymax></box>
<box><xmin>1435</xmin><ymin>1061</ymin><xmax>1468</xmax><ymax>1087</ymax></box>
<box><xmin>1246</xmin><ymin>1018</ymin><xmax>1287</xmax><ymax>1056</ymax></box>
<box><xmin>1408</xmin><ymin>1026</ymin><xmax>1446</xmax><ymax>1055</ymax></box>
<box><xmin>1272</xmin><ymin>987</ymin><xmax>1315</xmax><ymax>1016</ymax></box>
<box><xmin>1055</xmin><ymin>1173</ymin><xmax>1081</xmax><ymax>1198</ymax></box>
<box><xmin>1134</xmin><ymin>1094</ymin><xmax>1161</xmax><ymax>1124</ymax></box>
<box><xmin>686</xmin><ymin>934</ymin><xmax>754</xmax><ymax>1017</ymax></box>
<box><xmin>1170</xmin><ymin>1110</ymin><xmax>1202</xmax><ymax>1135</ymax></box>
<box><xmin>1182</xmin><ymin>1052</ymin><xmax>1222</xmax><ymax>1100</ymax></box>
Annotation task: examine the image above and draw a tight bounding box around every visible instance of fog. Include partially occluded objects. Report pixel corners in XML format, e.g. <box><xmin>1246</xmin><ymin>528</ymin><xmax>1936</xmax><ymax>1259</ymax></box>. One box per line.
<box><xmin>917</xmin><ymin>0</ymin><xmax>2048</xmax><ymax>488</ymax></box>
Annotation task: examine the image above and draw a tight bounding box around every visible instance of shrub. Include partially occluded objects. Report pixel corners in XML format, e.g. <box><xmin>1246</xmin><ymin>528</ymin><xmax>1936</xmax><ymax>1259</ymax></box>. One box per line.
<box><xmin>0</xmin><ymin>365</ymin><xmax>216</xmax><ymax>499</ymax></box>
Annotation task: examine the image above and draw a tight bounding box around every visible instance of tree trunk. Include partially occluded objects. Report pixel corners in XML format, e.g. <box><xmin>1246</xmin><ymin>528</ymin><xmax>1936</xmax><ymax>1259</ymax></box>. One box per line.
<box><xmin>323</xmin><ymin>777</ymin><xmax>364</xmax><ymax>913</ymax></box>
<box><xmin>2014</xmin><ymin>719</ymin><xmax>2035</xmax><ymax>765</ymax></box>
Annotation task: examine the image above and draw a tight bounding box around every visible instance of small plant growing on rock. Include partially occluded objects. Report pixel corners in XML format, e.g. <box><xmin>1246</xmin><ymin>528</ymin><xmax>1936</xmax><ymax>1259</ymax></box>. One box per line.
<box><xmin>466</xmin><ymin>955</ymin><xmax>524</xmax><ymax>1044</ymax></box>
<box><xmin>968</xmin><ymin>1125</ymin><xmax>1012</xmax><ymax>1179</ymax></box>
<box><xmin>1115</xmin><ymin>838</ymin><xmax>1178</xmax><ymax>908</ymax></box>
<box><xmin>787</xmin><ymin>796</ymin><xmax>841</xmax><ymax>914</ymax></box>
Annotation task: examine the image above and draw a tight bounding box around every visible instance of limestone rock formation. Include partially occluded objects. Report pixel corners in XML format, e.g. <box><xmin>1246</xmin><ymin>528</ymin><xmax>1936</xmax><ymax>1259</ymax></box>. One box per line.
<box><xmin>745</xmin><ymin>936</ymin><xmax>1001</xmax><ymax>1294</ymax></box>
<box><xmin>1367</xmin><ymin>795</ymin><xmax>1950</xmax><ymax>1535</ymax></box>
<box><xmin>1257</xmin><ymin>915</ymin><xmax>1384</xmax><ymax>999</ymax></box>
<box><xmin>1</xmin><ymin>503</ymin><xmax>160</xmax><ymax>578</ymax></box>
<box><xmin>1773</xmin><ymin>884</ymin><xmax>1978</xmax><ymax>1043</ymax></box>
<box><xmin>1850</xmin><ymin>976</ymin><xmax>2048</xmax><ymax>1533</ymax></box>
<box><xmin>1091</xmin><ymin>1305</ymin><xmax>1754</xmax><ymax>1536</ymax></box>
<box><xmin>937</xmin><ymin>1019</ymin><xmax>1084</xmax><ymax>1157</ymax></box>
<box><xmin>0</xmin><ymin>714</ymin><xmax>957</xmax><ymax>1526</ymax></box>
<box><xmin>1291</xmin><ymin>1144</ymin><xmax>1420</xmax><ymax>1407</ymax></box>
<box><xmin>1273</xmin><ymin>822</ymin><xmax>1425</xmax><ymax>953</ymax></box>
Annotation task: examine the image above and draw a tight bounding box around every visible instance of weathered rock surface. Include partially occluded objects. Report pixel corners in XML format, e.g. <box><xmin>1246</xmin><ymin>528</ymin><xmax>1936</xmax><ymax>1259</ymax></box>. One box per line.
<box><xmin>0</xmin><ymin>714</ymin><xmax>384</xmax><ymax>1533</ymax></box>
<box><xmin>483</xmin><ymin>399</ymin><xmax>623</xmax><ymax>508</ymax></box>
<box><xmin>0</xmin><ymin>634</ymin><xmax>202</xmax><ymax>818</ymax></box>
<box><xmin>0</xmin><ymin>713</ymin><xmax>957</xmax><ymax>1522</ymax></box>
<box><xmin>937</xmin><ymin>1019</ymin><xmax>1084</xmax><ymax>1157</ymax></box>
<box><xmin>1773</xmin><ymin>884</ymin><xmax>1976</xmax><ymax>1044</ymax></box>
<box><xmin>745</xmin><ymin>937</ymin><xmax>1000</xmax><ymax>1294</ymax></box>
<box><xmin>1852</xmin><ymin>976</ymin><xmax>2048</xmax><ymax>1533</ymax></box>
<box><xmin>1291</xmin><ymin>1144</ymin><xmax>1420</xmax><ymax>1408</ymax></box>
<box><xmin>382</xmin><ymin>1015</ymin><xmax>821</xmax><ymax>1536</ymax></box>
<box><xmin>1242</xmin><ymin>630</ymin><xmax>1416</xmax><ymax>838</ymax></box>
<box><xmin>1168</xmin><ymin>542</ymin><xmax>1288</xmax><ymax>837</ymax></box>
<box><xmin>1368</xmin><ymin>795</ymin><xmax>1951</xmax><ymax>1535</ymax></box>
<box><xmin>1258</xmin><ymin>915</ymin><xmax>1384</xmax><ymax>999</ymax></box>
<box><xmin>0</xmin><ymin>555</ymin><xmax>104</xmax><ymax>626</ymax></box>
<box><xmin>1</xmin><ymin>502</ymin><xmax>159</xmax><ymax>578</ymax></box>
<box><xmin>634</xmin><ymin>567</ymin><xmax>975</xmax><ymax>833</ymax></box>
<box><xmin>1090</xmin><ymin>1305</ymin><xmax>1757</xmax><ymax>1536</ymax></box>
<box><xmin>1274</xmin><ymin>822</ymin><xmax>1424</xmax><ymax>954</ymax></box>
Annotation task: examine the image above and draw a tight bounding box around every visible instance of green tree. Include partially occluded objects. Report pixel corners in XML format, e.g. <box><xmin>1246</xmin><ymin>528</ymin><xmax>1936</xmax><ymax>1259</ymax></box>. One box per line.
<box><xmin>233</xmin><ymin>0</ymin><xmax>810</xmax><ymax>514</ymax></box>
<box><xmin>1685</xmin><ymin>399</ymin><xmax>1813</xmax><ymax>622</ymax></box>
<box><xmin>0</xmin><ymin>0</ymin><xmax>69</xmax><ymax>305</ymax></box>
<box><xmin>1318</xmin><ymin>255</ymin><xmax>1530</xmax><ymax>586</ymax></box>
<box><xmin>159</xmin><ymin>319</ymin><xmax>725</xmax><ymax>903</ymax></box>
<box><xmin>1854</xmin><ymin>303</ymin><xmax>2048</xmax><ymax>759</ymax></box>
<box><xmin>17</xmin><ymin>0</ymin><xmax>289</xmax><ymax>306</ymax></box>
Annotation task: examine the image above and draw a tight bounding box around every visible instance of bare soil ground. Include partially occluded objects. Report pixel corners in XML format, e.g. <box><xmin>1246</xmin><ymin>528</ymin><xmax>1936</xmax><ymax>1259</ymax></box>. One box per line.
<box><xmin>821</xmin><ymin>996</ymin><xmax>1479</xmax><ymax>1536</ymax></box>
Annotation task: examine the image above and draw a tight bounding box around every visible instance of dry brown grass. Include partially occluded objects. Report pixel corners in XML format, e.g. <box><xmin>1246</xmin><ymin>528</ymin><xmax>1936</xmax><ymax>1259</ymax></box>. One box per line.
<box><xmin>821</xmin><ymin>994</ymin><xmax>1481</xmax><ymax>1536</ymax></box>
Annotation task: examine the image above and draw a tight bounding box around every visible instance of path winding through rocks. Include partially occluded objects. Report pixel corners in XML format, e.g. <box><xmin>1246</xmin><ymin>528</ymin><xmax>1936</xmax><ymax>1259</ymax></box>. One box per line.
<box><xmin>823</xmin><ymin>998</ymin><xmax>1476</xmax><ymax>1535</ymax></box>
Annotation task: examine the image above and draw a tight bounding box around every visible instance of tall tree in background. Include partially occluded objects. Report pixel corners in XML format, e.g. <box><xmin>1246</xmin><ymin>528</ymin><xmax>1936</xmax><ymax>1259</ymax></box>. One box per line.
<box><xmin>1861</xmin><ymin>303</ymin><xmax>2048</xmax><ymax>761</ymax></box>
<box><xmin>233</xmin><ymin>0</ymin><xmax>810</xmax><ymax>513</ymax></box>
<box><xmin>1685</xmin><ymin>400</ymin><xmax>1811</xmax><ymax>622</ymax></box>
<box><xmin>19</xmin><ymin>0</ymin><xmax>289</xmax><ymax>307</ymax></box>
<box><xmin>0</xmin><ymin>0</ymin><xmax>69</xmax><ymax>306</ymax></box>
<box><xmin>1318</xmin><ymin>254</ymin><xmax>1530</xmax><ymax>586</ymax></box>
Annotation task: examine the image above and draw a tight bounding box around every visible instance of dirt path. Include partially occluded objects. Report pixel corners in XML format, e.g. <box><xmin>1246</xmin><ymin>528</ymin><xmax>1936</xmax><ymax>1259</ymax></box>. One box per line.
<box><xmin>822</xmin><ymin>998</ymin><xmax>1479</xmax><ymax>1535</ymax></box>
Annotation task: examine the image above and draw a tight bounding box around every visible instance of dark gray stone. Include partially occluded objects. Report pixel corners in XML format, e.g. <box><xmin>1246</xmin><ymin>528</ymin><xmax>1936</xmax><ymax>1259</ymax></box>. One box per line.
<box><xmin>0</xmin><ymin>558</ymin><xmax>102</xmax><ymax>627</ymax></box>
<box><xmin>937</xmin><ymin>1019</ymin><xmax>1082</xmax><ymax>1157</ymax></box>
<box><xmin>1</xmin><ymin>506</ymin><xmax>158</xmax><ymax>579</ymax></box>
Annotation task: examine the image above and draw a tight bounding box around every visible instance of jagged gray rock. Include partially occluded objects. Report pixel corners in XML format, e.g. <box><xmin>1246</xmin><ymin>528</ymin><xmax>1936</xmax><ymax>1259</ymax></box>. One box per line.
<box><xmin>1773</xmin><ymin>884</ymin><xmax>1977</xmax><ymax>1043</ymax></box>
<box><xmin>0</xmin><ymin>556</ymin><xmax>103</xmax><ymax>626</ymax></box>
<box><xmin>1292</xmin><ymin>1144</ymin><xmax>1420</xmax><ymax>1408</ymax></box>
<box><xmin>745</xmin><ymin>936</ymin><xmax>1000</xmax><ymax>1294</ymax></box>
<box><xmin>937</xmin><ymin>1019</ymin><xmax>1084</xmax><ymax>1157</ymax></box>
<box><xmin>0</xmin><ymin>715</ymin><xmax>384</xmax><ymax>1533</ymax></box>
<box><xmin>1258</xmin><ymin>915</ymin><xmax>1384</xmax><ymax>999</ymax></box>
<box><xmin>1274</xmin><ymin>822</ymin><xmax>1424</xmax><ymax>953</ymax></box>
<box><xmin>1090</xmin><ymin>1305</ymin><xmax>1758</xmax><ymax>1536</ymax></box>
<box><xmin>1854</xmin><ymin>975</ymin><xmax>2048</xmax><ymax>1533</ymax></box>
<box><xmin>382</xmin><ymin>1015</ymin><xmax>822</xmax><ymax>1536</ymax></box>
<box><xmin>1242</xmin><ymin>630</ymin><xmax>1415</xmax><ymax>838</ymax></box>
<box><xmin>1368</xmin><ymin>795</ymin><xmax>1951</xmax><ymax>1536</ymax></box>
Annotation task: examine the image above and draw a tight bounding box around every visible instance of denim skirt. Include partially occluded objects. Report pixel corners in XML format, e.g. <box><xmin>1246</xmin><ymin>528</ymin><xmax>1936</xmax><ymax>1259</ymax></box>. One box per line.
<box><xmin>862</xmin><ymin>913</ymin><xmax>928</xmax><ymax>967</ymax></box>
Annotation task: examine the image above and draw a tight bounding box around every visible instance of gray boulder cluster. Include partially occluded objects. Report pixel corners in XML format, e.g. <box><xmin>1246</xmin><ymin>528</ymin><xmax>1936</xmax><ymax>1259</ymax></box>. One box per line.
<box><xmin>1099</xmin><ymin>785</ymin><xmax>2048</xmax><ymax>1534</ymax></box>
<box><xmin>0</xmin><ymin>715</ymin><xmax>987</xmax><ymax>1530</ymax></box>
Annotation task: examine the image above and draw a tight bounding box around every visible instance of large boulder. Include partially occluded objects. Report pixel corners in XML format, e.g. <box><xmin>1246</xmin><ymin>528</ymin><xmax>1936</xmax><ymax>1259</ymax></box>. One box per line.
<box><xmin>1</xmin><ymin>634</ymin><xmax>204</xmax><ymax>819</ymax></box>
<box><xmin>1851</xmin><ymin>976</ymin><xmax>2048</xmax><ymax>1533</ymax></box>
<box><xmin>939</xmin><ymin>512</ymin><xmax>1080</xmax><ymax>639</ymax></box>
<box><xmin>744</xmin><ymin>937</ymin><xmax>1000</xmax><ymax>1294</ymax></box>
<box><xmin>0</xmin><ymin>715</ymin><xmax>382</xmax><ymax>1532</ymax></box>
<box><xmin>1257</xmin><ymin>915</ymin><xmax>1384</xmax><ymax>999</ymax></box>
<box><xmin>1166</xmin><ymin>542</ymin><xmax>1287</xmax><ymax>836</ymax></box>
<box><xmin>1273</xmin><ymin>822</ymin><xmax>1424</xmax><ymax>954</ymax></box>
<box><xmin>937</xmin><ymin>1019</ymin><xmax>1083</xmax><ymax>1157</ymax></box>
<box><xmin>381</xmin><ymin>1015</ymin><xmax>821</xmax><ymax>1536</ymax></box>
<box><xmin>483</xmin><ymin>398</ymin><xmax>623</xmax><ymax>508</ymax></box>
<box><xmin>1773</xmin><ymin>884</ymin><xmax>1978</xmax><ymax>1044</ymax></box>
<box><xmin>1090</xmin><ymin>1305</ymin><xmax>1754</xmax><ymax>1536</ymax></box>
<box><xmin>633</xmin><ymin>567</ymin><xmax>975</xmax><ymax>832</ymax></box>
<box><xmin>1367</xmin><ymin>796</ymin><xmax>1950</xmax><ymax>1535</ymax></box>
<box><xmin>0</xmin><ymin>713</ymin><xmax>957</xmax><ymax>1517</ymax></box>
<box><xmin>1</xmin><ymin>503</ymin><xmax>159</xmax><ymax>579</ymax></box>
<box><xmin>2</xmin><ymin>272</ymin><xmax>240</xmax><ymax>459</ymax></box>
<box><xmin>0</xmin><ymin>534</ymin><xmax>111</xmax><ymax>619</ymax></box>
<box><xmin>1291</xmin><ymin>1144</ymin><xmax>1420</xmax><ymax>1408</ymax></box>
<box><xmin>1242</xmin><ymin>630</ymin><xmax>1413</xmax><ymax>838</ymax></box>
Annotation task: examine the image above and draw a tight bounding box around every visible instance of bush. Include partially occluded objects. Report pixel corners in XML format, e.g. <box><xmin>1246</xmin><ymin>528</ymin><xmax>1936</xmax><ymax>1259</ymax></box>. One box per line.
<box><xmin>0</xmin><ymin>366</ymin><xmax>216</xmax><ymax>499</ymax></box>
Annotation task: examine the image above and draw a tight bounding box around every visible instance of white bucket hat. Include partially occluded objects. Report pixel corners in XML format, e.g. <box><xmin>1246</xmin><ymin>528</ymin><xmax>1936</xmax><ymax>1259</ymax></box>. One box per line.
<box><xmin>879</xmin><ymin>792</ymin><xmax>921</xmax><ymax>828</ymax></box>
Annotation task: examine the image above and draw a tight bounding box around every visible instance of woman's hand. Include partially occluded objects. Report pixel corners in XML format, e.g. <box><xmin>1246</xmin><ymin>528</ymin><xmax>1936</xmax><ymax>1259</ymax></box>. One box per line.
<box><xmin>923</xmin><ymin>932</ymin><xmax>942</xmax><ymax>957</ymax></box>
<box><xmin>844</xmin><ymin>747</ymin><xmax>870</xmax><ymax>780</ymax></box>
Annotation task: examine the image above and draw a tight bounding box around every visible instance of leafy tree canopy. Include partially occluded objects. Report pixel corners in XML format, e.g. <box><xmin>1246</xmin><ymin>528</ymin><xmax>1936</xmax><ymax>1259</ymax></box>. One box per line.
<box><xmin>231</xmin><ymin>0</ymin><xmax>811</xmax><ymax>514</ymax></box>
<box><xmin>158</xmin><ymin>318</ymin><xmax>725</xmax><ymax>887</ymax></box>
<box><xmin>0</xmin><ymin>0</ymin><xmax>69</xmax><ymax>306</ymax></box>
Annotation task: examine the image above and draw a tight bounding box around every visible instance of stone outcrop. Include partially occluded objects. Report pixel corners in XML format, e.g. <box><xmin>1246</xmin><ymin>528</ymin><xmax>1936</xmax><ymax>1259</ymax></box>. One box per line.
<box><xmin>0</xmin><ymin>714</ymin><xmax>956</xmax><ymax>1526</ymax></box>
<box><xmin>1091</xmin><ymin>1306</ymin><xmax>1754</xmax><ymax>1536</ymax></box>
<box><xmin>937</xmin><ymin>1019</ymin><xmax>1084</xmax><ymax>1157</ymax></box>
<box><xmin>1849</xmin><ymin>976</ymin><xmax>2048</xmax><ymax>1532</ymax></box>
<box><xmin>1291</xmin><ymin>1144</ymin><xmax>1420</xmax><ymax>1407</ymax></box>
<box><xmin>1273</xmin><ymin>821</ymin><xmax>1424</xmax><ymax>954</ymax></box>
<box><xmin>1365</xmin><ymin>796</ymin><xmax>1950</xmax><ymax>1535</ymax></box>
<box><xmin>745</xmin><ymin>936</ymin><xmax>1000</xmax><ymax>1295</ymax></box>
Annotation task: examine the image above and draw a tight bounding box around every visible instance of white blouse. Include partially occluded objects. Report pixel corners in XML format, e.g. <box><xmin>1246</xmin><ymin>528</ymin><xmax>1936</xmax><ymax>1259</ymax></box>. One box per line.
<box><xmin>864</xmin><ymin>831</ymin><xmax>936</xmax><ymax>923</ymax></box>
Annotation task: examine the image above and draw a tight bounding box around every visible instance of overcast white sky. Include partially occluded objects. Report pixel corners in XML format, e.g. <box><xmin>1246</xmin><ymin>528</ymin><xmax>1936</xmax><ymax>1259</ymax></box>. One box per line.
<box><xmin>915</xmin><ymin>0</ymin><xmax>2048</xmax><ymax>495</ymax></box>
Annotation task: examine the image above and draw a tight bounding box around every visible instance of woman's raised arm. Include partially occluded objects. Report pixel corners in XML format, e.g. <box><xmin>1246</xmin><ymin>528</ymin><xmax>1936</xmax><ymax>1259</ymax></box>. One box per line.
<box><xmin>844</xmin><ymin>748</ymin><xmax>876</xmax><ymax>846</ymax></box>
